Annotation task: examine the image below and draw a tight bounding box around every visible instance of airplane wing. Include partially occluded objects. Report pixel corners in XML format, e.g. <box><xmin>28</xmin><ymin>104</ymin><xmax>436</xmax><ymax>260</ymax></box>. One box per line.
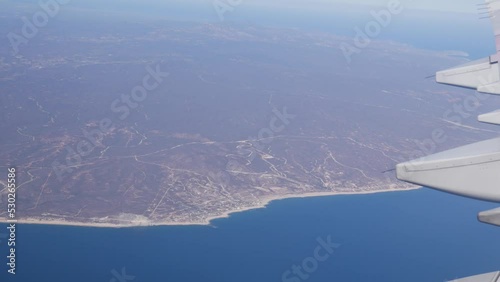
<box><xmin>396</xmin><ymin>0</ymin><xmax>500</xmax><ymax>226</ymax></box>
<box><xmin>396</xmin><ymin>2</ymin><xmax>500</xmax><ymax>280</ymax></box>
<box><xmin>436</xmin><ymin>0</ymin><xmax>500</xmax><ymax>99</ymax></box>
<box><xmin>396</xmin><ymin>138</ymin><xmax>500</xmax><ymax>202</ymax></box>
<box><xmin>449</xmin><ymin>271</ymin><xmax>500</xmax><ymax>282</ymax></box>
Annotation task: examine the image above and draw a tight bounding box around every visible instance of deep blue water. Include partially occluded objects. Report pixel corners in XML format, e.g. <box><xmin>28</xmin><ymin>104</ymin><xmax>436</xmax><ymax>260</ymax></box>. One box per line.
<box><xmin>0</xmin><ymin>189</ymin><xmax>499</xmax><ymax>282</ymax></box>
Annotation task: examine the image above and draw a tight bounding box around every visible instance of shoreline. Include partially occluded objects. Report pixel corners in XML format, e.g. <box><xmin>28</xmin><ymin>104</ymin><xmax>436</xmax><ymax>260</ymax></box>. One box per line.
<box><xmin>0</xmin><ymin>187</ymin><xmax>420</xmax><ymax>228</ymax></box>
<box><xmin>201</xmin><ymin>187</ymin><xmax>420</xmax><ymax>226</ymax></box>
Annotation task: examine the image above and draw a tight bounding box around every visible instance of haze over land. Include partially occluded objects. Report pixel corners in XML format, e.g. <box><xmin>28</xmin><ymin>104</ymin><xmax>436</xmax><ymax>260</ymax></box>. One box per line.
<box><xmin>1</xmin><ymin>2</ymin><xmax>500</xmax><ymax>227</ymax></box>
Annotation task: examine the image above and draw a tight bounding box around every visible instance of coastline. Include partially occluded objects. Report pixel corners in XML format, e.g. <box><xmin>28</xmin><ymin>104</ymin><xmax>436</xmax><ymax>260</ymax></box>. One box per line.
<box><xmin>0</xmin><ymin>186</ymin><xmax>420</xmax><ymax>228</ymax></box>
<box><xmin>200</xmin><ymin>186</ymin><xmax>420</xmax><ymax>227</ymax></box>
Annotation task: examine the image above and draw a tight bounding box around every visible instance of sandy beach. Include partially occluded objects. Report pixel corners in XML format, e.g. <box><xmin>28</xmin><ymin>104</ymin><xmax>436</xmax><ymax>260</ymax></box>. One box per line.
<box><xmin>0</xmin><ymin>186</ymin><xmax>420</xmax><ymax>228</ymax></box>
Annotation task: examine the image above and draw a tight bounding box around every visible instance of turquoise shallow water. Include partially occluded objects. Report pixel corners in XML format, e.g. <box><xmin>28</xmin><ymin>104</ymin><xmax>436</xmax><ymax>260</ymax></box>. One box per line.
<box><xmin>0</xmin><ymin>188</ymin><xmax>499</xmax><ymax>282</ymax></box>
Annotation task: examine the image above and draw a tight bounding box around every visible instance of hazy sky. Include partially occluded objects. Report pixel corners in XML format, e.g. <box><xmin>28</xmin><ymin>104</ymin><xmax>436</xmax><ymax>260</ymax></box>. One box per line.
<box><xmin>64</xmin><ymin>0</ymin><xmax>480</xmax><ymax>14</ymax></box>
<box><xmin>2</xmin><ymin>0</ymin><xmax>483</xmax><ymax>15</ymax></box>
<box><xmin>314</xmin><ymin>0</ymin><xmax>478</xmax><ymax>13</ymax></box>
<box><xmin>177</xmin><ymin>0</ymin><xmax>480</xmax><ymax>14</ymax></box>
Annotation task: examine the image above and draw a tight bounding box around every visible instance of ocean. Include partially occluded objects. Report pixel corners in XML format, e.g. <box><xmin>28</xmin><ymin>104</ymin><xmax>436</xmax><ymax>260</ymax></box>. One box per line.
<box><xmin>1</xmin><ymin>188</ymin><xmax>499</xmax><ymax>282</ymax></box>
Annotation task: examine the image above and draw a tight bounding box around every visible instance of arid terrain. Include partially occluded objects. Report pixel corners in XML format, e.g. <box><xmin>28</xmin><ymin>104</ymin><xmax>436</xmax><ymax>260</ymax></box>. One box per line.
<box><xmin>1</xmin><ymin>15</ymin><xmax>499</xmax><ymax>227</ymax></box>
